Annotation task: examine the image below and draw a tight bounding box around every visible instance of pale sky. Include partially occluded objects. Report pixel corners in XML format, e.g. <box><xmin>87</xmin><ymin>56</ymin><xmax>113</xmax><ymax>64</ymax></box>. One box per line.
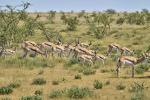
<box><xmin>0</xmin><ymin>0</ymin><xmax>150</xmax><ymax>12</ymax></box>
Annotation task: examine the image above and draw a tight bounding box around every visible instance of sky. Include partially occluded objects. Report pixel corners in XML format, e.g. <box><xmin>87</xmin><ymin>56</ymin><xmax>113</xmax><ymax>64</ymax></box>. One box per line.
<box><xmin>0</xmin><ymin>0</ymin><xmax>150</xmax><ymax>12</ymax></box>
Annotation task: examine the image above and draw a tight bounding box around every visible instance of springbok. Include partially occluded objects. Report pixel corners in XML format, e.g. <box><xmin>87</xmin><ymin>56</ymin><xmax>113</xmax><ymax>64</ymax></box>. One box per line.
<box><xmin>0</xmin><ymin>47</ymin><xmax>16</xmax><ymax>56</ymax></box>
<box><xmin>79</xmin><ymin>41</ymin><xmax>92</xmax><ymax>48</ymax></box>
<box><xmin>116</xmin><ymin>53</ymin><xmax>150</xmax><ymax>78</ymax></box>
<box><xmin>107</xmin><ymin>43</ymin><xmax>133</xmax><ymax>56</ymax></box>
<box><xmin>21</xmin><ymin>41</ymin><xmax>46</xmax><ymax>58</ymax></box>
<box><xmin>94</xmin><ymin>52</ymin><xmax>107</xmax><ymax>64</ymax></box>
<box><xmin>78</xmin><ymin>54</ymin><xmax>93</xmax><ymax>65</ymax></box>
<box><xmin>3</xmin><ymin>47</ymin><xmax>16</xmax><ymax>56</ymax></box>
<box><xmin>38</xmin><ymin>42</ymin><xmax>56</xmax><ymax>57</ymax></box>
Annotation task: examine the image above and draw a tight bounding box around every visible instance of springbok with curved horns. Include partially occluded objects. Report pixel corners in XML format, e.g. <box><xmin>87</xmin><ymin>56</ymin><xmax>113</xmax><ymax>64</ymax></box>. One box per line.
<box><xmin>116</xmin><ymin>52</ymin><xmax>150</xmax><ymax>78</ymax></box>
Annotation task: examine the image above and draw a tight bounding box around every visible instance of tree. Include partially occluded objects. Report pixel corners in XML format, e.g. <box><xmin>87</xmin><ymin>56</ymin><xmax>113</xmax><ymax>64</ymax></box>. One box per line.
<box><xmin>105</xmin><ymin>9</ymin><xmax>116</xmax><ymax>14</ymax></box>
<box><xmin>47</xmin><ymin>10</ymin><xmax>56</xmax><ymax>23</ymax></box>
<box><xmin>65</xmin><ymin>16</ymin><xmax>79</xmax><ymax>31</ymax></box>
<box><xmin>0</xmin><ymin>2</ymin><xmax>39</xmax><ymax>55</ymax></box>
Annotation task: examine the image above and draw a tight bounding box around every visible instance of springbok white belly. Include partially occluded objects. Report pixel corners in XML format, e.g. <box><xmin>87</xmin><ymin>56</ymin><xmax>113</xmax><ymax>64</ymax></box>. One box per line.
<box><xmin>123</xmin><ymin>60</ymin><xmax>134</xmax><ymax>65</ymax></box>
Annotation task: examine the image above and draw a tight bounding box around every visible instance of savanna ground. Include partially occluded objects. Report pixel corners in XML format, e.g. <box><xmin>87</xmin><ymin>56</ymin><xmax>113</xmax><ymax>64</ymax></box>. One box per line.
<box><xmin>0</xmin><ymin>11</ymin><xmax>150</xmax><ymax>100</ymax></box>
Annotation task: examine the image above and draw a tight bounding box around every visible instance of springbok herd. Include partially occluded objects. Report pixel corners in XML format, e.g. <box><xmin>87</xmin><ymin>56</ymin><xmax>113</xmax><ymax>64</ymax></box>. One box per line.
<box><xmin>0</xmin><ymin>40</ymin><xmax>150</xmax><ymax>78</ymax></box>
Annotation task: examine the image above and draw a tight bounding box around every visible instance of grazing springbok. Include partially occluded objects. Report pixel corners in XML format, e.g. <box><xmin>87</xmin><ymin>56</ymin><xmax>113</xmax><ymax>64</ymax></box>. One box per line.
<box><xmin>93</xmin><ymin>52</ymin><xmax>107</xmax><ymax>64</ymax></box>
<box><xmin>24</xmin><ymin>41</ymin><xmax>38</xmax><ymax>47</ymax></box>
<box><xmin>107</xmin><ymin>43</ymin><xmax>133</xmax><ymax>56</ymax></box>
<box><xmin>0</xmin><ymin>47</ymin><xmax>16</xmax><ymax>56</ymax></box>
<box><xmin>53</xmin><ymin>44</ymin><xmax>66</xmax><ymax>57</ymax></box>
<box><xmin>78</xmin><ymin>54</ymin><xmax>93</xmax><ymax>65</ymax></box>
<box><xmin>116</xmin><ymin>53</ymin><xmax>150</xmax><ymax>78</ymax></box>
<box><xmin>21</xmin><ymin>41</ymin><xmax>46</xmax><ymax>58</ymax></box>
<box><xmin>38</xmin><ymin>42</ymin><xmax>56</xmax><ymax>57</ymax></box>
<box><xmin>3</xmin><ymin>47</ymin><xmax>16</xmax><ymax>56</ymax></box>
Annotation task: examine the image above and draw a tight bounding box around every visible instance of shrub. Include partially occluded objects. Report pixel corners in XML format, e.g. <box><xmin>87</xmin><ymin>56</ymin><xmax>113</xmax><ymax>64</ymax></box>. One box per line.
<box><xmin>52</xmin><ymin>80</ymin><xmax>59</xmax><ymax>85</ymax></box>
<box><xmin>101</xmin><ymin>69</ymin><xmax>109</xmax><ymax>73</ymax></box>
<box><xmin>93</xmin><ymin>80</ymin><xmax>103</xmax><ymax>89</ymax></box>
<box><xmin>65</xmin><ymin>58</ymin><xmax>78</xmax><ymax>67</ymax></box>
<box><xmin>136</xmin><ymin>64</ymin><xmax>149</xmax><ymax>74</ymax></box>
<box><xmin>74</xmin><ymin>74</ymin><xmax>81</xmax><ymax>79</ymax></box>
<box><xmin>0</xmin><ymin>86</ymin><xmax>13</xmax><ymax>95</ymax></box>
<box><xmin>129</xmin><ymin>82</ymin><xmax>146</xmax><ymax>100</ymax></box>
<box><xmin>116</xmin><ymin>17</ymin><xmax>125</xmax><ymax>25</ymax></box>
<box><xmin>116</xmin><ymin>83</ymin><xmax>126</xmax><ymax>90</ymax></box>
<box><xmin>32</xmin><ymin>78</ymin><xmax>46</xmax><ymax>85</ymax></box>
<box><xmin>131</xmin><ymin>94</ymin><xmax>144</xmax><ymax>100</ymax></box>
<box><xmin>49</xmin><ymin>90</ymin><xmax>63</xmax><ymax>98</ymax></box>
<box><xmin>82</xmin><ymin>68</ymin><xmax>96</xmax><ymax>75</ymax></box>
<box><xmin>105</xmin><ymin>80</ymin><xmax>110</xmax><ymax>85</ymax></box>
<box><xmin>129</xmin><ymin>82</ymin><xmax>145</xmax><ymax>93</ymax></box>
<box><xmin>34</xmin><ymin>90</ymin><xmax>43</xmax><ymax>96</ymax></box>
<box><xmin>21</xmin><ymin>95</ymin><xmax>42</xmax><ymax>100</ymax></box>
<box><xmin>8</xmin><ymin>82</ymin><xmax>20</xmax><ymax>88</ymax></box>
<box><xmin>67</xmin><ymin>87</ymin><xmax>92</xmax><ymax>99</ymax></box>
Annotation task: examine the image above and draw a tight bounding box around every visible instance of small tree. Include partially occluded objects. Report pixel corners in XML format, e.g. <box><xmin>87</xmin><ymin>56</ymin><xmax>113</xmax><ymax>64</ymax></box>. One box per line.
<box><xmin>47</xmin><ymin>10</ymin><xmax>56</xmax><ymax>23</ymax></box>
<box><xmin>65</xmin><ymin>16</ymin><xmax>79</xmax><ymax>31</ymax></box>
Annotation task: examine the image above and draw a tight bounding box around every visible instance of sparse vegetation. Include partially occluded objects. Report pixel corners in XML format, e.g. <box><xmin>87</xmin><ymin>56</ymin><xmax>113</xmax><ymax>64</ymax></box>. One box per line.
<box><xmin>93</xmin><ymin>80</ymin><xmax>103</xmax><ymax>89</ymax></box>
<box><xmin>52</xmin><ymin>80</ymin><xmax>59</xmax><ymax>85</ymax></box>
<box><xmin>67</xmin><ymin>87</ymin><xmax>92</xmax><ymax>99</ymax></box>
<box><xmin>0</xmin><ymin>86</ymin><xmax>13</xmax><ymax>95</ymax></box>
<box><xmin>116</xmin><ymin>83</ymin><xmax>126</xmax><ymax>90</ymax></box>
<box><xmin>0</xmin><ymin>2</ymin><xmax>150</xmax><ymax>100</ymax></box>
<box><xmin>32</xmin><ymin>78</ymin><xmax>46</xmax><ymax>85</ymax></box>
<box><xmin>82</xmin><ymin>68</ymin><xmax>96</xmax><ymax>75</ymax></box>
<box><xmin>21</xmin><ymin>95</ymin><xmax>42</xmax><ymax>100</ymax></box>
<box><xmin>74</xmin><ymin>74</ymin><xmax>82</xmax><ymax>79</ymax></box>
<box><xmin>49</xmin><ymin>90</ymin><xmax>63</xmax><ymax>98</ymax></box>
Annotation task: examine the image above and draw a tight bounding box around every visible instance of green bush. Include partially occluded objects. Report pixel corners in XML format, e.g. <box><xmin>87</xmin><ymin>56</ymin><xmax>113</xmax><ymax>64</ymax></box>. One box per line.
<box><xmin>49</xmin><ymin>90</ymin><xmax>63</xmax><ymax>98</ymax></box>
<box><xmin>93</xmin><ymin>80</ymin><xmax>103</xmax><ymax>89</ymax></box>
<box><xmin>21</xmin><ymin>95</ymin><xmax>42</xmax><ymax>100</ymax></box>
<box><xmin>32</xmin><ymin>78</ymin><xmax>46</xmax><ymax>85</ymax></box>
<box><xmin>82</xmin><ymin>68</ymin><xmax>96</xmax><ymax>75</ymax></box>
<box><xmin>136</xmin><ymin>64</ymin><xmax>149</xmax><ymax>74</ymax></box>
<box><xmin>74</xmin><ymin>74</ymin><xmax>81</xmax><ymax>79</ymax></box>
<box><xmin>129</xmin><ymin>82</ymin><xmax>145</xmax><ymax>93</ymax></box>
<box><xmin>0</xmin><ymin>86</ymin><xmax>13</xmax><ymax>95</ymax></box>
<box><xmin>8</xmin><ymin>82</ymin><xmax>20</xmax><ymax>88</ymax></box>
<box><xmin>67</xmin><ymin>87</ymin><xmax>92</xmax><ymax>99</ymax></box>
<box><xmin>116</xmin><ymin>83</ymin><xmax>126</xmax><ymax>90</ymax></box>
<box><xmin>65</xmin><ymin>58</ymin><xmax>79</xmax><ymax>67</ymax></box>
<box><xmin>129</xmin><ymin>82</ymin><xmax>146</xmax><ymax>100</ymax></box>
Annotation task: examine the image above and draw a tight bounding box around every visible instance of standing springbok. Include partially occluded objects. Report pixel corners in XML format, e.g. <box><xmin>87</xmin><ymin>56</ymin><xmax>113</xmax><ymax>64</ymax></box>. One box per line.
<box><xmin>107</xmin><ymin>43</ymin><xmax>133</xmax><ymax>56</ymax></box>
<box><xmin>116</xmin><ymin>53</ymin><xmax>150</xmax><ymax>78</ymax></box>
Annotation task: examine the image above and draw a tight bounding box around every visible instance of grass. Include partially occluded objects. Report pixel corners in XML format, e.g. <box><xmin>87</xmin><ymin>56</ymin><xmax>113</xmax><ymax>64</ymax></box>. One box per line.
<box><xmin>32</xmin><ymin>78</ymin><xmax>46</xmax><ymax>85</ymax></box>
<box><xmin>67</xmin><ymin>87</ymin><xmax>92</xmax><ymax>99</ymax></box>
<box><xmin>116</xmin><ymin>83</ymin><xmax>126</xmax><ymax>90</ymax></box>
<box><xmin>93</xmin><ymin>80</ymin><xmax>103</xmax><ymax>89</ymax></box>
<box><xmin>0</xmin><ymin>86</ymin><xmax>13</xmax><ymax>95</ymax></box>
<box><xmin>49</xmin><ymin>90</ymin><xmax>63</xmax><ymax>98</ymax></box>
